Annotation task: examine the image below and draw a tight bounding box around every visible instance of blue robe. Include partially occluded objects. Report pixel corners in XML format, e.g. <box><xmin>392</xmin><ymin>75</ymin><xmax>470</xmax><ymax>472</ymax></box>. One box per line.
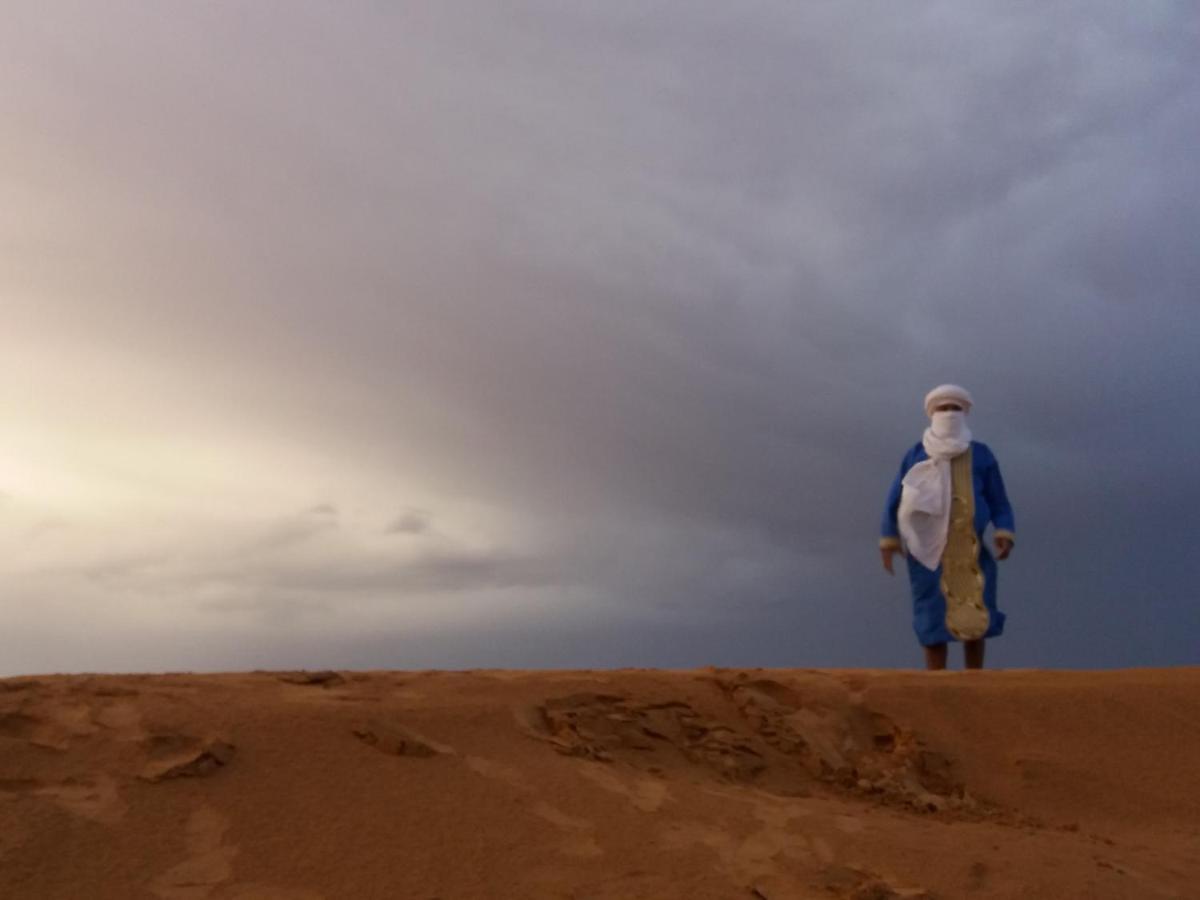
<box><xmin>881</xmin><ymin>441</ymin><xmax>1015</xmax><ymax>646</ymax></box>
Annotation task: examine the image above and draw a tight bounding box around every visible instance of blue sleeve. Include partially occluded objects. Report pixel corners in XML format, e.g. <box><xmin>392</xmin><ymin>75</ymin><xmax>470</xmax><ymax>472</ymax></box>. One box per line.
<box><xmin>982</xmin><ymin>450</ymin><xmax>1015</xmax><ymax>534</ymax></box>
<box><xmin>881</xmin><ymin>446</ymin><xmax>917</xmax><ymax>540</ymax></box>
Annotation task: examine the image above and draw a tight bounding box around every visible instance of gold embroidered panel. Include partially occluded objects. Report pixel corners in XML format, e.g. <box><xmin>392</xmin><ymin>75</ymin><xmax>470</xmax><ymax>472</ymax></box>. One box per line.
<box><xmin>941</xmin><ymin>447</ymin><xmax>989</xmax><ymax>641</ymax></box>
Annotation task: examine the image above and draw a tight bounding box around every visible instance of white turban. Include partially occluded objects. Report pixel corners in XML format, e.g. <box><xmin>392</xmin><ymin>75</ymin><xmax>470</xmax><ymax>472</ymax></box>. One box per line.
<box><xmin>923</xmin><ymin>384</ymin><xmax>973</xmax><ymax>418</ymax></box>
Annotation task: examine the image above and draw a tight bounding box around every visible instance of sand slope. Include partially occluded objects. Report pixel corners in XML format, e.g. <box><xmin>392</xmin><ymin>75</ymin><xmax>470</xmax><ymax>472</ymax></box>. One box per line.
<box><xmin>1</xmin><ymin>667</ymin><xmax>1197</xmax><ymax>899</ymax></box>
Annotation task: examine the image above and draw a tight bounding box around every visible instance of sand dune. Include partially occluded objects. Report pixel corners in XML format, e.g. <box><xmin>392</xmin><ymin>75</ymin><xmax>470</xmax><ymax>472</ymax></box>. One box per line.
<box><xmin>1</xmin><ymin>667</ymin><xmax>1197</xmax><ymax>899</ymax></box>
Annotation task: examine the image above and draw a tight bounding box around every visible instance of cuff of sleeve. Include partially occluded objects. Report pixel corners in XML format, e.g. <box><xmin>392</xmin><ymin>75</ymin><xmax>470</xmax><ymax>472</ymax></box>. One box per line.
<box><xmin>994</xmin><ymin>529</ymin><xmax>1016</xmax><ymax>544</ymax></box>
<box><xmin>879</xmin><ymin>536</ymin><xmax>902</xmax><ymax>551</ymax></box>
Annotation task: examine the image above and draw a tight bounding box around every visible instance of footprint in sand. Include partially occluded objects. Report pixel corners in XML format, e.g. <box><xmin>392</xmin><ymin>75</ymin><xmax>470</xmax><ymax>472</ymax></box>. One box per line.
<box><xmin>149</xmin><ymin>804</ymin><xmax>237</xmax><ymax>900</ymax></box>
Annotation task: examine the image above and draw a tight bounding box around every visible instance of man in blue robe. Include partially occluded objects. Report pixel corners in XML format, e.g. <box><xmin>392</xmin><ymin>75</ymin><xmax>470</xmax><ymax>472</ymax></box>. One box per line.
<box><xmin>880</xmin><ymin>385</ymin><xmax>1016</xmax><ymax>670</ymax></box>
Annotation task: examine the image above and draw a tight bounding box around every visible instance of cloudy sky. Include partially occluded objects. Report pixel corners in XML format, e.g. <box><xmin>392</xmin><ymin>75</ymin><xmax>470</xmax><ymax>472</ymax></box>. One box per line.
<box><xmin>2</xmin><ymin>1</ymin><xmax>1197</xmax><ymax>675</ymax></box>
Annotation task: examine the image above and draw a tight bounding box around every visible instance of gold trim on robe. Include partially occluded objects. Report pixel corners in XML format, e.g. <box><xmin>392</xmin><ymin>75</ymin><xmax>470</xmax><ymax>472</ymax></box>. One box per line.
<box><xmin>941</xmin><ymin>447</ymin><xmax>989</xmax><ymax>641</ymax></box>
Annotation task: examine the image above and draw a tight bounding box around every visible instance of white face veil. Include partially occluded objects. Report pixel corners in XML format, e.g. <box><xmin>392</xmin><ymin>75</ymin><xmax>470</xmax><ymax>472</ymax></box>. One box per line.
<box><xmin>929</xmin><ymin>409</ymin><xmax>968</xmax><ymax>440</ymax></box>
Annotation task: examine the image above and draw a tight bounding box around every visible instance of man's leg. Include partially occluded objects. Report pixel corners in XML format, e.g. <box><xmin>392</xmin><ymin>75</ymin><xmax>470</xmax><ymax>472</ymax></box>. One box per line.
<box><xmin>923</xmin><ymin>643</ymin><xmax>948</xmax><ymax>670</ymax></box>
<box><xmin>964</xmin><ymin>639</ymin><xmax>985</xmax><ymax>670</ymax></box>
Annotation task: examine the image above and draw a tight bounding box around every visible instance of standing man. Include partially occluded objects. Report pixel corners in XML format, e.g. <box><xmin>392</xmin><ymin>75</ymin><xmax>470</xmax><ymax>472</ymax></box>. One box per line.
<box><xmin>880</xmin><ymin>385</ymin><xmax>1016</xmax><ymax>670</ymax></box>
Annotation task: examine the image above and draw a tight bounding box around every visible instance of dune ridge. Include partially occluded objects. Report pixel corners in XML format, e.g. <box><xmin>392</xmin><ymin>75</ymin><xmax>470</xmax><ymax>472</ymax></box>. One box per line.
<box><xmin>1</xmin><ymin>667</ymin><xmax>1197</xmax><ymax>899</ymax></box>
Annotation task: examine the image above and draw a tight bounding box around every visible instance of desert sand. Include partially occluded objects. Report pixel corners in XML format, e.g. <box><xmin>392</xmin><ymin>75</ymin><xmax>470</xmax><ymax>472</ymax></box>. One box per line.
<box><xmin>1</xmin><ymin>667</ymin><xmax>1197</xmax><ymax>899</ymax></box>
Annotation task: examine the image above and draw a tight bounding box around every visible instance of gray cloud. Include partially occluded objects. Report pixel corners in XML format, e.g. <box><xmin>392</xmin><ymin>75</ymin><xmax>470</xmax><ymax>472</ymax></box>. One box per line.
<box><xmin>1</xmin><ymin>1</ymin><xmax>1197</xmax><ymax>673</ymax></box>
<box><xmin>248</xmin><ymin>506</ymin><xmax>340</xmax><ymax>553</ymax></box>
<box><xmin>386</xmin><ymin>509</ymin><xmax>433</xmax><ymax>536</ymax></box>
<box><xmin>202</xmin><ymin>549</ymin><xmax>561</xmax><ymax>599</ymax></box>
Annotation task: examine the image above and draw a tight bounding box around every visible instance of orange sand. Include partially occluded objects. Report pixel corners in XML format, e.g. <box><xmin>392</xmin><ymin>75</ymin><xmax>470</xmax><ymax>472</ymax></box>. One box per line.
<box><xmin>1</xmin><ymin>667</ymin><xmax>1197</xmax><ymax>899</ymax></box>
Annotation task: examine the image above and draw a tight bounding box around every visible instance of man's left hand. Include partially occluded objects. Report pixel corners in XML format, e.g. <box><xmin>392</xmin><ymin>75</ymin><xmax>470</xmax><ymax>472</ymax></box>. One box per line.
<box><xmin>995</xmin><ymin>536</ymin><xmax>1013</xmax><ymax>560</ymax></box>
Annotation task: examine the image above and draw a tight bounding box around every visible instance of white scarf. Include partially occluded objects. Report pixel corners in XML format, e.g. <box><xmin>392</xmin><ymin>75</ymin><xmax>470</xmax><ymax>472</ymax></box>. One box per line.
<box><xmin>897</xmin><ymin>412</ymin><xmax>972</xmax><ymax>569</ymax></box>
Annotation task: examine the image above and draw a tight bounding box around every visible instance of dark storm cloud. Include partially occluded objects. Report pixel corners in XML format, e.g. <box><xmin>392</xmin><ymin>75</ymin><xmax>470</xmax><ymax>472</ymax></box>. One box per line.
<box><xmin>1</xmin><ymin>1</ymin><xmax>1197</xmax><ymax>673</ymax></box>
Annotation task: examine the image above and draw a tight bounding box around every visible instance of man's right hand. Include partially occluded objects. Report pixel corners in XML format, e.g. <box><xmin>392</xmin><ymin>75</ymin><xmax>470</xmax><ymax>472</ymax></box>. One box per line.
<box><xmin>881</xmin><ymin>547</ymin><xmax>899</xmax><ymax>575</ymax></box>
